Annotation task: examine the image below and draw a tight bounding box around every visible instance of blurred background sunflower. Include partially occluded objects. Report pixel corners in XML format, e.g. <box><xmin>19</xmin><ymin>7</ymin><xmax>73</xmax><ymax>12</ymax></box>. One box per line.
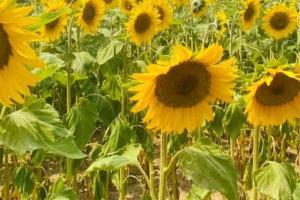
<box><xmin>0</xmin><ymin>2</ymin><xmax>44</xmax><ymax>106</ymax></box>
<box><xmin>191</xmin><ymin>0</ymin><xmax>211</xmax><ymax>17</ymax></box>
<box><xmin>120</xmin><ymin>0</ymin><xmax>134</xmax><ymax>14</ymax></box>
<box><xmin>77</xmin><ymin>0</ymin><xmax>105</xmax><ymax>34</ymax></box>
<box><xmin>41</xmin><ymin>0</ymin><xmax>68</xmax><ymax>41</ymax></box>
<box><xmin>126</xmin><ymin>2</ymin><xmax>160</xmax><ymax>45</ymax></box>
<box><xmin>215</xmin><ymin>10</ymin><xmax>228</xmax><ymax>41</ymax></box>
<box><xmin>130</xmin><ymin>44</ymin><xmax>236</xmax><ymax>134</ymax></box>
<box><xmin>240</xmin><ymin>0</ymin><xmax>260</xmax><ymax>30</ymax></box>
<box><xmin>262</xmin><ymin>3</ymin><xmax>298</xmax><ymax>40</ymax></box>
<box><xmin>246</xmin><ymin>67</ymin><xmax>300</xmax><ymax>126</ymax></box>
<box><xmin>145</xmin><ymin>0</ymin><xmax>173</xmax><ymax>31</ymax></box>
<box><xmin>101</xmin><ymin>0</ymin><xmax>118</xmax><ymax>10</ymax></box>
<box><xmin>172</xmin><ymin>0</ymin><xmax>189</xmax><ymax>7</ymax></box>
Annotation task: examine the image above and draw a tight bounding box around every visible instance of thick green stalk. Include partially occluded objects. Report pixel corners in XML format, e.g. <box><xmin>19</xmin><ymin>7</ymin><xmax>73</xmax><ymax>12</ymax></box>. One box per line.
<box><xmin>66</xmin><ymin>18</ymin><xmax>73</xmax><ymax>186</ymax></box>
<box><xmin>119</xmin><ymin>42</ymin><xmax>128</xmax><ymax>200</ymax></box>
<box><xmin>149</xmin><ymin>160</ymin><xmax>157</xmax><ymax>200</ymax></box>
<box><xmin>158</xmin><ymin>134</ymin><xmax>168</xmax><ymax>200</ymax></box>
<box><xmin>252</xmin><ymin>127</ymin><xmax>259</xmax><ymax>200</ymax></box>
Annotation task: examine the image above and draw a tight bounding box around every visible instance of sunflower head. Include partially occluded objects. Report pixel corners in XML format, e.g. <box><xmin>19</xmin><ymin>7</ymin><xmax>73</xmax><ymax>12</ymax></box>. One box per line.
<box><xmin>0</xmin><ymin>3</ymin><xmax>44</xmax><ymax>106</ymax></box>
<box><xmin>240</xmin><ymin>0</ymin><xmax>260</xmax><ymax>30</ymax></box>
<box><xmin>191</xmin><ymin>0</ymin><xmax>210</xmax><ymax>17</ymax></box>
<box><xmin>246</xmin><ymin>68</ymin><xmax>300</xmax><ymax>126</ymax></box>
<box><xmin>130</xmin><ymin>44</ymin><xmax>236</xmax><ymax>134</ymax></box>
<box><xmin>77</xmin><ymin>0</ymin><xmax>105</xmax><ymax>34</ymax></box>
<box><xmin>120</xmin><ymin>0</ymin><xmax>134</xmax><ymax>14</ymax></box>
<box><xmin>42</xmin><ymin>1</ymin><xmax>69</xmax><ymax>42</ymax></box>
<box><xmin>145</xmin><ymin>0</ymin><xmax>173</xmax><ymax>30</ymax></box>
<box><xmin>262</xmin><ymin>3</ymin><xmax>298</xmax><ymax>40</ymax></box>
<box><xmin>126</xmin><ymin>3</ymin><xmax>161</xmax><ymax>45</ymax></box>
<box><xmin>215</xmin><ymin>10</ymin><xmax>228</xmax><ymax>40</ymax></box>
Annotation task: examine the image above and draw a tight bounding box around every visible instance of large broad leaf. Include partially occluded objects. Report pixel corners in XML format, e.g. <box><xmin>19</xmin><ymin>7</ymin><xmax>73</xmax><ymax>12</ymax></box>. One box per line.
<box><xmin>101</xmin><ymin>75</ymin><xmax>122</xmax><ymax>101</ymax></box>
<box><xmin>187</xmin><ymin>184</ymin><xmax>210</xmax><ymax>200</ymax></box>
<box><xmin>254</xmin><ymin>161</ymin><xmax>296</xmax><ymax>200</ymax></box>
<box><xmin>28</xmin><ymin>7</ymin><xmax>70</xmax><ymax>31</ymax></box>
<box><xmin>101</xmin><ymin>117</ymin><xmax>135</xmax><ymax>155</ymax></box>
<box><xmin>13</xmin><ymin>165</ymin><xmax>35</xmax><ymax>197</ymax></box>
<box><xmin>72</xmin><ymin>52</ymin><xmax>96</xmax><ymax>73</ymax></box>
<box><xmin>293</xmin><ymin>182</ymin><xmax>300</xmax><ymax>200</ymax></box>
<box><xmin>0</xmin><ymin>99</ymin><xmax>85</xmax><ymax>159</ymax></box>
<box><xmin>65</xmin><ymin>98</ymin><xmax>98</xmax><ymax>149</ymax></box>
<box><xmin>223</xmin><ymin>103</ymin><xmax>246</xmax><ymax>139</ymax></box>
<box><xmin>178</xmin><ymin>138</ymin><xmax>239</xmax><ymax>200</ymax></box>
<box><xmin>210</xmin><ymin>106</ymin><xmax>225</xmax><ymax>136</ymax></box>
<box><xmin>86</xmin><ymin>144</ymin><xmax>141</xmax><ymax>173</ymax></box>
<box><xmin>96</xmin><ymin>95</ymin><xmax>120</xmax><ymax>126</ymax></box>
<box><xmin>49</xmin><ymin>177</ymin><xmax>77</xmax><ymax>200</ymax></box>
<box><xmin>97</xmin><ymin>40</ymin><xmax>124</xmax><ymax>65</ymax></box>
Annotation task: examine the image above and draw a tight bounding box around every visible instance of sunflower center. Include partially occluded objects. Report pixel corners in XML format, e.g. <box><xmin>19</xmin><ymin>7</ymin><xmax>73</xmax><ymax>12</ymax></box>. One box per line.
<box><xmin>270</xmin><ymin>12</ymin><xmax>289</xmax><ymax>30</ymax></box>
<box><xmin>255</xmin><ymin>73</ymin><xmax>300</xmax><ymax>106</ymax></box>
<box><xmin>125</xmin><ymin>1</ymin><xmax>132</xmax><ymax>10</ymax></box>
<box><xmin>0</xmin><ymin>24</ymin><xmax>12</xmax><ymax>69</ymax></box>
<box><xmin>134</xmin><ymin>13</ymin><xmax>151</xmax><ymax>34</ymax></box>
<box><xmin>45</xmin><ymin>17</ymin><xmax>60</xmax><ymax>31</ymax></box>
<box><xmin>192</xmin><ymin>0</ymin><xmax>205</xmax><ymax>14</ymax></box>
<box><xmin>155</xmin><ymin>6</ymin><xmax>164</xmax><ymax>20</ymax></box>
<box><xmin>82</xmin><ymin>1</ymin><xmax>96</xmax><ymax>23</ymax></box>
<box><xmin>244</xmin><ymin>2</ymin><xmax>255</xmax><ymax>21</ymax></box>
<box><xmin>155</xmin><ymin>61</ymin><xmax>211</xmax><ymax>108</ymax></box>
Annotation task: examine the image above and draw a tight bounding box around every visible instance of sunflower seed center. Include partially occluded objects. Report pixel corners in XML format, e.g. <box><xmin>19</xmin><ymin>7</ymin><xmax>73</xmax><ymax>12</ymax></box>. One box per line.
<box><xmin>155</xmin><ymin>61</ymin><xmax>211</xmax><ymax>108</ymax></box>
<box><xmin>45</xmin><ymin>17</ymin><xmax>60</xmax><ymax>31</ymax></box>
<box><xmin>270</xmin><ymin>12</ymin><xmax>289</xmax><ymax>30</ymax></box>
<box><xmin>244</xmin><ymin>2</ymin><xmax>255</xmax><ymax>21</ymax></box>
<box><xmin>125</xmin><ymin>1</ymin><xmax>132</xmax><ymax>10</ymax></box>
<box><xmin>255</xmin><ymin>73</ymin><xmax>300</xmax><ymax>106</ymax></box>
<box><xmin>0</xmin><ymin>24</ymin><xmax>12</xmax><ymax>69</ymax></box>
<box><xmin>192</xmin><ymin>0</ymin><xmax>205</xmax><ymax>14</ymax></box>
<box><xmin>83</xmin><ymin>1</ymin><xmax>96</xmax><ymax>23</ymax></box>
<box><xmin>134</xmin><ymin>13</ymin><xmax>151</xmax><ymax>34</ymax></box>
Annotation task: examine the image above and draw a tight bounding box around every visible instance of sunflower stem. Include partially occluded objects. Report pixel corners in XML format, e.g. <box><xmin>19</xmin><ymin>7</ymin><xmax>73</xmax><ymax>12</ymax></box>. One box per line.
<box><xmin>158</xmin><ymin>134</ymin><xmax>168</xmax><ymax>200</ymax></box>
<box><xmin>4</xmin><ymin>148</ymin><xmax>9</xmax><ymax>200</ymax></box>
<box><xmin>252</xmin><ymin>127</ymin><xmax>259</xmax><ymax>200</ymax></box>
<box><xmin>119</xmin><ymin>41</ymin><xmax>128</xmax><ymax>200</ymax></box>
<box><xmin>66</xmin><ymin>17</ymin><xmax>74</xmax><ymax>187</ymax></box>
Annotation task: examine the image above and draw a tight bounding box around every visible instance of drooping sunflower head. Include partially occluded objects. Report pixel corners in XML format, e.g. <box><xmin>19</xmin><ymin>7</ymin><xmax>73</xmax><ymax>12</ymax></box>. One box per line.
<box><xmin>126</xmin><ymin>3</ymin><xmax>161</xmax><ymax>45</ymax></box>
<box><xmin>120</xmin><ymin>0</ymin><xmax>134</xmax><ymax>14</ymax></box>
<box><xmin>191</xmin><ymin>0</ymin><xmax>210</xmax><ymax>17</ymax></box>
<box><xmin>262</xmin><ymin>3</ymin><xmax>298</xmax><ymax>40</ymax></box>
<box><xmin>215</xmin><ymin>10</ymin><xmax>228</xmax><ymax>40</ymax></box>
<box><xmin>240</xmin><ymin>0</ymin><xmax>260</xmax><ymax>30</ymax></box>
<box><xmin>0</xmin><ymin>2</ymin><xmax>44</xmax><ymax>106</ymax></box>
<box><xmin>77</xmin><ymin>0</ymin><xmax>105</xmax><ymax>34</ymax></box>
<box><xmin>130</xmin><ymin>44</ymin><xmax>237</xmax><ymax>134</ymax></box>
<box><xmin>101</xmin><ymin>0</ymin><xmax>118</xmax><ymax>10</ymax></box>
<box><xmin>145</xmin><ymin>0</ymin><xmax>173</xmax><ymax>31</ymax></box>
<box><xmin>42</xmin><ymin>1</ymin><xmax>69</xmax><ymax>41</ymax></box>
<box><xmin>246</xmin><ymin>68</ymin><xmax>300</xmax><ymax>126</ymax></box>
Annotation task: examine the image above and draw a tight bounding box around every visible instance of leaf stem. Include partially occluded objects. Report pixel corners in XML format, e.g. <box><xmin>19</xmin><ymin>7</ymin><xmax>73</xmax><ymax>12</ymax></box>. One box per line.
<box><xmin>252</xmin><ymin>127</ymin><xmax>259</xmax><ymax>200</ymax></box>
<box><xmin>158</xmin><ymin>134</ymin><xmax>168</xmax><ymax>200</ymax></box>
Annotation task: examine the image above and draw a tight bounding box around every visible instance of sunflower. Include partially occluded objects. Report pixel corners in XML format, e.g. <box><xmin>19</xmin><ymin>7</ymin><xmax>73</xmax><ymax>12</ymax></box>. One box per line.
<box><xmin>172</xmin><ymin>0</ymin><xmax>189</xmax><ymax>6</ymax></box>
<box><xmin>77</xmin><ymin>0</ymin><xmax>105</xmax><ymax>34</ymax></box>
<box><xmin>63</xmin><ymin>0</ymin><xmax>81</xmax><ymax>8</ymax></box>
<box><xmin>101</xmin><ymin>0</ymin><xmax>118</xmax><ymax>9</ymax></box>
<box><xmin>191</xmin><ymin>0</ymin><xmax>211</xmax><ymax>17</ymax></box>
<box><xmin>130</xmin><ymin>44</ymin><xmax>237</xmax><ymax>134</ymax></box>
<box><xmin>42</xmin><ymin>1</ymin><xmax>68</xmax><ymax>42</ymax></box>
<box><xmin>215</xmin><ymin>10</ymin><xmax>228</xmax><ymax>40</ymax></box>
<box><xmin>246</xmin><ymin>68</ymin><xmax>300</xmax><ymax>126</ymax></box>
<box><xmin>240</xmin><ymin>0</ymin><xmax>260</xmax><ymax>30</ymax></box>
<box><xmin>262</xmin><ymin>3</ymin><xmax>298</xmax><ymax>40</ymax></box>
<box><xmin>145</xmin><ymin>0</ymin><xmax>173</xmax><ymax>31</ymax></box>
<box><xmin>120</xmin><ymin>0</ymin><xmax>134</xmax><ymax>14</ymax></box>
<box><xmin>0</xmin><ymin>2</ymin><xmax>44</xmax><ymax>106</ymax></box>
<box><xmin>126</xmin><ymin>3</ymin><xmax>160</xmax><ymax>45</ymax></box>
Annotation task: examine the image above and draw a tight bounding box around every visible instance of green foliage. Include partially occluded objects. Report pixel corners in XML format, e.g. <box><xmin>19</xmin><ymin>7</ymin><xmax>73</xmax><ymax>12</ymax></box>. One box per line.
<box><xmin>86</xmin><ymin>144</ymin><xmax>141</xmax><ymax>173</ymax></box>
<box><xmin>13</xmin><ymin>165</ymin><xmax>35</xmax><ymax>197</ymax></box>
<box><xmin>178</xmin><ymin>138</ymin><xmax>239</xmax><ymax>200</ymax></box>
<box><xmin>48</xmin><ymin>177</ymin><xmax>77</xmax><ymax>200</ymax></box>
<box><xmin>0</xmin><ymin>99</ymin><xmax>85</xmax><ymax>159</ymax></box>
<box><xmin>97</xmin><ymin>39</ymin><xmax>124</xmax><ymax>66</ymax></box>
<box><xmin>64</xmin><ymin>98</ymin><xmax>98</xmax><ymax>149</ymax></box>
<box><xmin>254</xmin><ymin>161</ymin><xmax>296</xmax><ymax>200</ymax></box>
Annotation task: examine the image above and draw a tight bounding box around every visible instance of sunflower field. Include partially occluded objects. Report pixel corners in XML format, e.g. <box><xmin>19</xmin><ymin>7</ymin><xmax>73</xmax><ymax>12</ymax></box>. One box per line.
<box><xmin>3</xmin><ymin>0</ymin><xmax>300</xmax><ymax>199</ymax></box>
